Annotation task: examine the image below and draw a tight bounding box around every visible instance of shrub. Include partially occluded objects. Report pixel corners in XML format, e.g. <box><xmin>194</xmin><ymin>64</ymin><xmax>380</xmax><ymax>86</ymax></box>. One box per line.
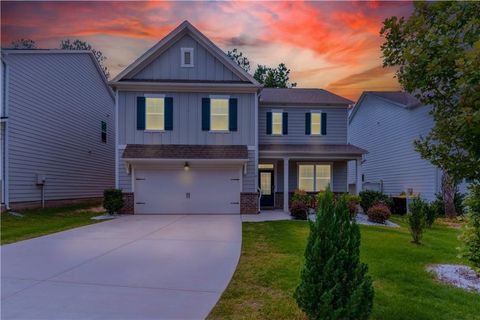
<box><xmin>407</xmin><ymin>198</ymin><xmax>427</xmax><ymax>244</ymax></box>
<box><xmin>359</xmin><ymin>190</ymin><xmax>393</xmax><ymax>212</ymax></box>
<box><xmin>367</xmin><ymin>202</ymin><xmax>391</xmax><ymax>224</ymax></box>
<box><xmin>290</xmin><ymin>200</ymin><xmax>308</xmax><ymax>220</ymax></box>
<box><xmin>295</xmin><ymin>187</ymin><xmax>374</xmax><ymax>320</ymax></box>
<box><xmin>431</xmin><ymin>190</ymin><xmax>466</xmax><ymax>217</ymax></box>
<box><xmin>291</xmin><ymin>189</ymin><xmax>312</xmax><ymax>207</ymax></box>
<box><xmin>343</xmin><ymin>194</ymin><xmax>361</xmax><ymax>218</ymax></box>
<box><xmin>459</xmin><ymin>184</ymin><xmax>480</xmax><ymax>272</ymax></box>
<box><xmin>424</xmin><ymin>201</ymin><xmax>437</xmax><ymax>228</ymax></box>
<box><xmin>103</xmin><ymin>189</ymin><xmax>124</xmax><ymax>215</ymax></box>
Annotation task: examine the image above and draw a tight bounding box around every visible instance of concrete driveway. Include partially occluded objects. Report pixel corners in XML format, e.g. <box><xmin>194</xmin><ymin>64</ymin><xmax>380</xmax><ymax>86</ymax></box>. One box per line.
<box><xmin>1</xmin><ymin>214</ymin><xmax>242</xmax><ymax>319</ymax></box>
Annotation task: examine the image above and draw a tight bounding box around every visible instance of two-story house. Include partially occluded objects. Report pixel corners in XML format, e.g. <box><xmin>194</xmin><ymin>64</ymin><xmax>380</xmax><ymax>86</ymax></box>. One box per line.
<box><xmin>109</xmin><ymin>21</ymin><xmax>366</xmax><ymax>215</ymax></box>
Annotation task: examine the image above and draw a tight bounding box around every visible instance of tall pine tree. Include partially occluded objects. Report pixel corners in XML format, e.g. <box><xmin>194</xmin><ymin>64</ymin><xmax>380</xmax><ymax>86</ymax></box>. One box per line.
<box><xmin>295</xmin><ymin>188</ymin><xmax>374</xmax><ymax>320</ymax></box>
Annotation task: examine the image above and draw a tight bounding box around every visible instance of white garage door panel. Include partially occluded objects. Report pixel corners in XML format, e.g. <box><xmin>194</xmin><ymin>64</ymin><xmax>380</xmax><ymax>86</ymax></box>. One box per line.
<box><xmin>135</xmin><ymin>167</ymin><xmax>240</xmax><ymax>214</ymax></box>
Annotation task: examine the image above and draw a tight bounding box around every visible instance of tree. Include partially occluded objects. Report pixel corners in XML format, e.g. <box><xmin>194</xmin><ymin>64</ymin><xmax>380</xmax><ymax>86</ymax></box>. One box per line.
<box><xmin>295</xmin><ymin>187</ymin><xmax>374</xmax><ymax>320</ymax></box>
<box><xmin>60</xmin><ymin>39</ymin><xmax>110</xmax><ymax>79</ymax></box>
<box><xmin>380</xmin><ymin>2</ymin><xmax>480</xmax><ymax>218</ymax></box>
<box><xmin>254</xmin><ymin>63</ymin><xmax>297</xmax><ymax>88</ymax></box>
<box><xmin>227</xmin><ymin>48</ymin><xmax>250</xmax><ymax>72</ymax></box>
<box><xmin>11</xmin><ymin>38</ymin><xmax>36</xmax><ymax>49</ymax></box>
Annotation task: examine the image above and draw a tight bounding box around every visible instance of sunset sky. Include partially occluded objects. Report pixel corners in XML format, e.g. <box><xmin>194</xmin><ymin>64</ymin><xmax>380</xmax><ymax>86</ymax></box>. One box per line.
<box><xmin>1</xmin><ymin>1</ymin><xmax>414</xmax><ymax>101</ymax></box>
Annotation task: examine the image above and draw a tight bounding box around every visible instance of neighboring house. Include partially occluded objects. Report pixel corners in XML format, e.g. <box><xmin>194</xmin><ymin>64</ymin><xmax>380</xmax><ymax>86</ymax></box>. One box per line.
<box><xmin>109</xmin><ymin>21</ymin><xmax>366</xmax><ymax>215</ymax></box>
<box><xmin>1</xmin><ymin>50</ymin><xmax>115</xmax><ymax>211</ymax></box>
<box><xmin>347</xmin><ymin>91</ymin><xmax>469</xmax><ymax>202</ymax></box>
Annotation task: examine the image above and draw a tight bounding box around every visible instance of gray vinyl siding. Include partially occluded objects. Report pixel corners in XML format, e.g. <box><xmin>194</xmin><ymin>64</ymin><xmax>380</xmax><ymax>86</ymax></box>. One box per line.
<box><xmin>259</xmin><ymin>105</ymin><xmax>348</xmax><ymax>144</ymax></box>
<box><xmin>118</xmin><ymin>148</ymin><xmax>131</xmax><ymax>192</ymax></box>
<box><xmin>118</xmin><ymin>91</ymin><xmax>256</xmax><ymax>146</ymax></box>
<box><xmin>5</xmin><ymin>53</ymin><xmax>115</xmax><ymax>203</ymax></box>
<box><xmin>131</xmin><ymin>35</ymin><xmax>241</xmax><ymax>81</ymax></box>
<box><xmin>348</xmin><ymin>94</ymin><xmax>438</xmax><ymax>201</ymax></box>
<box><xmin>265</xmin><ymin>160</ymin><xmax>347</xmax><ymax>193</ymax></box>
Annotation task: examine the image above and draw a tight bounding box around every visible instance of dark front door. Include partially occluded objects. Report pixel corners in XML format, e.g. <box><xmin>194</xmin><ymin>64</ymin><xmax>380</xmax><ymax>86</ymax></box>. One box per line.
<box><xmin>259</xmin><ymin>170</ymin><xmax>274</xmax><ymax>208</ymax></box>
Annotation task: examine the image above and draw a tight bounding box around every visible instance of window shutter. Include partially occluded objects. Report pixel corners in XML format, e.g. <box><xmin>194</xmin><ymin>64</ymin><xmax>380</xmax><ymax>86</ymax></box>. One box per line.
<box><xmin>164</xmin><ymin>97</ymin><xmax>173</xmax><ymax>131</ymax></box>
<box><xmin>229</xmin><ymin>98</ymin><xmax>238</xmax><ymax>131</ymax></box>
<box><xmin>305</xmin><ymin>112</ymin><xmax>311</xmax><ymax>135</ymax></box>
<box><xmin>136</xmin><ymin>97</ymin><xmax>146</xmax><ymax>130</ymax></box>
<box><xmin>202</xmin><ymin>98</ymin><xmax>210</xmax><ymax>131</ymax></box>
<box><xmin>321</xmin><ymin>112</ymin><xmax>327</xmax><ymax>135</ymax></box>
<box><xmin>266</xmin><ymin>112</ymin><xmax>272</xmax><ymax>135</ymax></box>
<box><xmin>282</xmin><ymin>112</ymin><xmax>288</xmax><ymax>135</ymax></box>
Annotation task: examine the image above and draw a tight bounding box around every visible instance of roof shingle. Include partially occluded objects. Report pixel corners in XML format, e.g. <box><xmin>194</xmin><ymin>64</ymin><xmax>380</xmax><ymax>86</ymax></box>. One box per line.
<box><xmin>259</xmin><ymin>88</ymin><xmax>353</xmax><ymax>105</ymax></box>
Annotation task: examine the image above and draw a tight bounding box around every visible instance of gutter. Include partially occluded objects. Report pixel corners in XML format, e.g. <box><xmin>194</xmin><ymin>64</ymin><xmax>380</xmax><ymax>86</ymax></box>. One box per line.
<box><xmin>1</xmin><ymin>56</ymin><xmax>10</xmax><ymax>209</ymax></box>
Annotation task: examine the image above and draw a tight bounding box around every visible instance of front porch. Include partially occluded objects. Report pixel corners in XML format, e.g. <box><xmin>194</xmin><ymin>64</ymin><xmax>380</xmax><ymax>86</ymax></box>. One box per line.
<box><xmin>258</xmin><ymin>144</ymin><xmax>366</xmax><ymax>213</ymax></box>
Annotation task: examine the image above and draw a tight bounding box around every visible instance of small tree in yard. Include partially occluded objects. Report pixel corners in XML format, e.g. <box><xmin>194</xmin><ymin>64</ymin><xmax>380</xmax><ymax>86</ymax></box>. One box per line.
<box><xmin>295</xmin><ymin>187</ymin><xmax>374</xmax><ymax>320</ymax></box>
<box><xmin>407</xmin><ymin>198</ymin><xmax>427</xmax><ymax>244</ymax></box>
<box><xmin>103</xmin><ymin>189</ymin><xmax>124</xmax><ymax>215</ymax></box>
<box><xmin>459</xmin><ymin>185</ymin><xmax>480</xmax><ymax>272</ymax></box>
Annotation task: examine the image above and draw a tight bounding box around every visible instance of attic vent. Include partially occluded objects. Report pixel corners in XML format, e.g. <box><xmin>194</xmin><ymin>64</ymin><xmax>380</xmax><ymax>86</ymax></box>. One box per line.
<box><xmin>181</xmin><ymin>47</ymin><xmax>194</xmax><ymax>67</ymax></box>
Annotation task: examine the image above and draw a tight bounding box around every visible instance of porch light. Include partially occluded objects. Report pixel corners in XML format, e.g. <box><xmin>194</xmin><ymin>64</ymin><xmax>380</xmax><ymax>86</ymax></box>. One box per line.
<box><xmin>184</xmin><ymin>162</ymin><xmax>190</xmax><ymax>171</ymax></box>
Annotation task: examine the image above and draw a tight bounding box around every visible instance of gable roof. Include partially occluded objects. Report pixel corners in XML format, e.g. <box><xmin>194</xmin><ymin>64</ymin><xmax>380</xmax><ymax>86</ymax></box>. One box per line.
<box><xmin>349</xmin><ymin>91</ymin><xmax>421</xmax><ymax>123</ymax></box>
<box><xmin>260</xmin><ymin>88</ymin><xmax>353</xmax><ymax>106</ymax></box>
<box><xmin>111</xmin><ymin>21</ymin><xmax>260</xmax><ymax>86</ymax></box>
<box><xmin>1</xmin><ymin>49</ymin><xmax>114</xmax><ymax>100</ymax></box>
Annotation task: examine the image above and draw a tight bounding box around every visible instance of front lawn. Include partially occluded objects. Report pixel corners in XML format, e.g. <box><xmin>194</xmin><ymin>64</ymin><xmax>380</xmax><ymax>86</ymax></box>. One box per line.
<box><xmin>209</xmin><ymin>218</ymin><xmax>480</xmax><ymax>320</ymax></box>
<box><xmin>1</xmin><ymin>203</ymin><xmax>104</xmax><ymax>245</ymax></box>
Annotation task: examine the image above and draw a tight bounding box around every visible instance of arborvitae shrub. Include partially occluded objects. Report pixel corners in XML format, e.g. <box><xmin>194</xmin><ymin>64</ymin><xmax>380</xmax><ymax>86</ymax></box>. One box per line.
<box><xmin>295</xmin><ymin>187</ymin><xmax>374</xmax><ymax>320</ymax></box>
<box><xmin>407</xmin><ymin>197</ymin><xmax>427</xmax><ymax>244</ymax></box>
<box><xmin>103</xmin><ymin>189</ymin><xmax>124</xmax><ymax>215</ymax></box>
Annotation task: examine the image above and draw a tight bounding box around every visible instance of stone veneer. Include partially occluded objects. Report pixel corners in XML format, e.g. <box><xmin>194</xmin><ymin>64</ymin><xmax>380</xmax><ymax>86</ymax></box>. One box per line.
<box><xmin>119</xmin><ymin>192</ymin><xmax>134</xmax><ymax>214</ymax></box>
<box><xmin>240</xmin><ymin>192</ymin><xmax>259</xmax><ymax>214</ymax></box>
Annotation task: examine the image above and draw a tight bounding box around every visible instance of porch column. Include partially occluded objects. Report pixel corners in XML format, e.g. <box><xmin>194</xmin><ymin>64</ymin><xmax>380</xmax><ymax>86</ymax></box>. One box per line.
<box><xmin>356</xmin><ymin>157</ymin><xmax>362</xmax><ymax>195</ymax></box>
<box><xmin>283</xmin><ymin>158</ymin><xmax>289</xmax><ymax>213</ymax></box>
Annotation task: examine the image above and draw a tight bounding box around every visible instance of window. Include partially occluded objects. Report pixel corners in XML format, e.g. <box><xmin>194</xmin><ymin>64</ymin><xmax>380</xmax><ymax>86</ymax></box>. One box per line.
<box><xmin>181</xmin><ymin>48</ymin><xmax>194</xmax><ymax>67</ymax></box>
<box><xmin>210</xmin><ymin>98</ymin><xmax>229</xmax><ymax>131</ymax></box>
<box><xmin>272</xmin><ymin>112</ymin><xmax>283</xmax><ymax>135</ymax></box>
<box><xmin>101</xmin><ymin>121</ymin><xmax>107</xmax><ymax>143</ymax></box>
<box><xmin>298</xmin><ymin>164</ymin><xmax>331</xmax><ymax>192</ymax></box>
<box><xmin>258</xmin><ymin>164</ymin><xmax>274</xmax><ymax>169</ymax></box>
<box><xmin>311</xmin><ymin>113</ymin><xmax>321</xmax><ymax>135</ymax></box>
<box><xmin>146</xmin><ymin>97</ymin><xmax>165</xmax><ymax>130</ymax></box>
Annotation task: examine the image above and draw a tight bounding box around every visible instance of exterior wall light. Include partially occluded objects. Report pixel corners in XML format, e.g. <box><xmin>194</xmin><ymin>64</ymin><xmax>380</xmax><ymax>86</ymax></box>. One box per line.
<box><xmin>184</xmin><ymin>162</ymin><xmax>190</xmax><ymax>171</ymax></box>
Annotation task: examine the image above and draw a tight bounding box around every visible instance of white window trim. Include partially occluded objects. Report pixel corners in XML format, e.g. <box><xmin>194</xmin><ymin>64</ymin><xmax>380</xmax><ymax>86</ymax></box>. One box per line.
<box><xmin>310</xmin><ymin>111</ymin><xmax>322</xmax><ymax>136</ymax></box>
<box><xmin>144</xmin><ymin>96</ymin><xmax>165</xmax><ymax>132</ymax></box>
<box><xmin>297</xmin><ymin>162</ymin><xmax>333</xmax><ymax>192</ymax></box>
<box><xmin>271</xmin><ymin>110</ymin><xmax>283</xmax><ymax>136</ymax></box>
<box><xmin>181</xmin><ymin>47</ymin><xmax>194</xmax><ymax>67</ymax></box>
<box><xmin>209</xmin><ymin>96</ymin><xmax>230</xmax><ymax>132</ymax></box>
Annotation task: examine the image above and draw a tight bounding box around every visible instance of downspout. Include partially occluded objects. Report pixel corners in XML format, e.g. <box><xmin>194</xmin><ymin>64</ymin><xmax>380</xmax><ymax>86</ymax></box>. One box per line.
<box><xmin>1</xmin><ymin>56</ymin><xmax>10</xmax><ymax>209</ymax></box>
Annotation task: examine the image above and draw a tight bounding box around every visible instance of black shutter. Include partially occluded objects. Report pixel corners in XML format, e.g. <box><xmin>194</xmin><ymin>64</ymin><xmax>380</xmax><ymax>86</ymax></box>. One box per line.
<box><xmin>202</xmin><ymin>98</ymin><xmax>210</xmax><ymax>131</ymax></box>
<box><xmin>229</xmin><ymin>98</ymin><xmax>238</xmax><ymax>131</ymax></box>
<box><xmin>305</xmin><ymin>112</ymin><xmax>311</xmax><ymax>135</ymax></box>
<box><xmin>266</xmin><ymin>112</ymin><xmax>272</xmax><ymax>135</ymax></box>
<box><xmin>321</xmin><ymin>112</ymin><xmax>327</xmax><ymax>135</ymax></box>
<box><xmin>136</xmin><ymin>97</ymin><xmax>146</xmax><ymax>130</ymax></box>
<box><xmin>282</xmin><ymin>112</ymin><xmax>288</xmax><ymax>135</ymax></box>
<box><xmin>164</xmin><ymin>97</ymin><xmax>173</xmax><ymax>131</ymax></box>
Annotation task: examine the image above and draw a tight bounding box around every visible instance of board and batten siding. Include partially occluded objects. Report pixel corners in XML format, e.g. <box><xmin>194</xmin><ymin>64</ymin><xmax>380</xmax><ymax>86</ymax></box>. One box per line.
<box><xmin>5</xmin><ymin>53</ymin><xmax>115</xmax><ymax>203</ymax></box>
<box><xmin>259</xmin><ymin>105</ymin><xmax>348</xmax><ymax>144</ymax></box>
<box><xmin>131</xmin><ymin>34</ymin><xmax>241</xmax><ymax>82</ymax></box>
<box><xmin>347</xmin><ymin>94</ymin><xmax>439</xmax><ymax>201</ymax></box>
<box><xmin>118</xmin><ymin>91</ymin><xmax>256</xmax><ymax>146</ymax></box>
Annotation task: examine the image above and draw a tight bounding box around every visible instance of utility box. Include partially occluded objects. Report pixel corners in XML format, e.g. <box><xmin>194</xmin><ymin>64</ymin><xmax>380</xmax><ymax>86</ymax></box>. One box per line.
<box><xmin>36</xmin><ymin>174</ymin><xmax>46</xmax><ymax>185</ymax></box>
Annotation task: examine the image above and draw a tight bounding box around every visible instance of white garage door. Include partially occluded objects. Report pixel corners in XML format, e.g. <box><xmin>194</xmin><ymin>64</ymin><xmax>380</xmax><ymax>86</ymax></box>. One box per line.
<box><xmin>134</xmin><ymin>167</ymin><xmax>241</xmax><ymax>214</ymax></box>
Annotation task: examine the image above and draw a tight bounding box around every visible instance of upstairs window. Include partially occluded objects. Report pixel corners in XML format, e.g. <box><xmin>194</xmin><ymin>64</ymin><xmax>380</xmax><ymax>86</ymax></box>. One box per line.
<box><xmin>181</xmin><ymin>48</ymin><xmax>194</xmax><ymax>67</ymax></box>
<box><xmin>101</xmin><ymin>121</ymin><xmax>107</xmax><ymax>143</ymax></box>
<box><xmin>311</xmin><ymin>113</ymin><xmax>321</xmax><ymax>135</ymax></box>
<box><xmin>272</xmin><ymin>112</ymin><xmax>283</xmax><ymax>135</ymax></box>
<box><xmin>210</xmin><ymin>98</ymin><xmax>229</xmax><ymax>131</ymax></box>
<box><xmin>146</xmin><ymin>97</ymin><xmax>165</xmax><ymax>130</ymax></box>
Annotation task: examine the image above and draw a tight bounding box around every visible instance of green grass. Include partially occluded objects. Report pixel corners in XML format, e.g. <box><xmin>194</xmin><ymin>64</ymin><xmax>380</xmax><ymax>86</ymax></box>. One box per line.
<box><xmin>1</xmin><ymin>203</ymin><xmax>104</xmax><ymax>245</ymax></box>
<box><xmin>209</xmin><ymin>217</ymin><xmax>480</xmax><ymax>320</ymax></box>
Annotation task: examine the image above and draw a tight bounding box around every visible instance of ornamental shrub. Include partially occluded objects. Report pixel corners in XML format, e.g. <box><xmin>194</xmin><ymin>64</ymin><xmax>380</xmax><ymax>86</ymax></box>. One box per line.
<box><xmin>367</xmin><ymin>202</ymin><xmax>391</xmax><ymax>224</ymax></box>
<box><xmin>295</xmin><ymin>187</ymin><xmax>374</xmax><ymax>320</ymax></box>
<box><xmin>359</xmin><ymin>190</ymin><xmax>392</xmax><ymax>212</ymax></box>
<box><xmin>459</xmin><ymin>184</ymin><xmax>480</xmax><ymax>272</ymax></box>
<box><xmin>103</xmin><ymin>189</ymin><xmax>124</xmax><ymax>215</ymax></box>
<box><xmin>291</xmin><ymin>189</ymin><xmax>312</xmax><ymax>207</ymax></box>
<box><xmin>290</xmin><ymin>200</ymin><xmax>308</xmax><ymax>220</ymax></box>
<box><xmin>342</xmin><ymin>194</ymin><xmax>361</xmax><ymax>218</ymax></box>
<box><xmin>407</xmin><ymin>197</ymin><xmax>427</xmax><ymax>244</ymax></box>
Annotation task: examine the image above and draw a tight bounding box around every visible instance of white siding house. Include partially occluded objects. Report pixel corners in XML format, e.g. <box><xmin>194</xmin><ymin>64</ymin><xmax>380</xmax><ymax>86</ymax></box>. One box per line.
<box><xmin>1</xmin><ymin>50</ymin><xmax>115</xmax><ymax>210</ymax></box>
<box><xmin>348</xmin><ymin>91</ymin><xmax>469</xmax><ymax>201</ymax></box>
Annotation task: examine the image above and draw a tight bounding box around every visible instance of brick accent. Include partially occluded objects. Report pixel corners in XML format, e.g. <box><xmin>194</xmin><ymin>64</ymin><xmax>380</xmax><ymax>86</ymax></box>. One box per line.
<box><xmin>240</xmin><ymin>192</ymin><xmax>259</xmax><ymax>214</ymax></box>
<box><xmin>8</xmin><ymin>197</ymin><xmax>102</xmax><ymax>211</ymax></box>
<box><xmin>119</xmin><ymin>192</ymin><xmax>134</xmax><ymax>214</ymax></box>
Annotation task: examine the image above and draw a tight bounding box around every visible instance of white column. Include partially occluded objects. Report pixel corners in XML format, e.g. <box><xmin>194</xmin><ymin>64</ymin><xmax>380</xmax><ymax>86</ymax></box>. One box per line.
<box><xmin>356</xmin><ymin>157</ymin><xmax>362</xmax><ymax>195</ymax></box>
<box><xmin>283</xmin><ymin>158</ymin><xmax>289</xmax><ymax>212</ymax></box>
